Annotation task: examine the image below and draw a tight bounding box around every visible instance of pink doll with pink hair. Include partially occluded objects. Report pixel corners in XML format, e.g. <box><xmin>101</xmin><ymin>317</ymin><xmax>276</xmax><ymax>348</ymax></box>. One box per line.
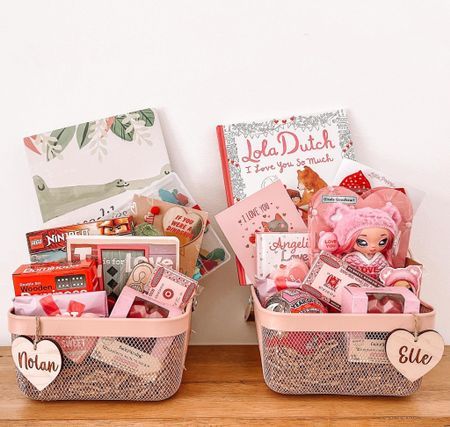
<box><xmin>318</xmin><ymin>203</ymin><xmax>402</xmax><ymax>280</ymax></box>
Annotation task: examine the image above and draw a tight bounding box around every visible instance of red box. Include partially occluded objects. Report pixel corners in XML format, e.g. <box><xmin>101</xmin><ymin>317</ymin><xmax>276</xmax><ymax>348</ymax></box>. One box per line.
<box><xmin>12</xmin><ymin>260</ymin><xmax>100</xmax><ymax>296</ymax></box>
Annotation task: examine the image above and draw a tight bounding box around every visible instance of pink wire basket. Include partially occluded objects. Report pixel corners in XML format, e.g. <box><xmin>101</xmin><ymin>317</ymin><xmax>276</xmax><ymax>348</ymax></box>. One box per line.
<box><xmin>8</xmin><ymin>306</ymin><xmax>192</xmax><ymax>401</ymax></box>
<box><xmin>252</xmin><ymin>287</ymin><xmax>435</xmax><ymax>396</ymax></box>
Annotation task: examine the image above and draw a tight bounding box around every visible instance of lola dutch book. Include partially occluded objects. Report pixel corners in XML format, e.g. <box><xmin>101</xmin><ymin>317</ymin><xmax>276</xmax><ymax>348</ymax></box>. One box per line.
<box><xmin>217</xmin><ymin>109</ymin><xmax>354</xmax><ymax>284</ymax></box>
<box><xmin>215</xmin><ymin>180</ymin><xmax>307</xmax><ymax>285</ymax></box>
<box><xmin>217</xmin><ymin>109</ymin><xmax>354</xmax><ymax>209</ymax></box>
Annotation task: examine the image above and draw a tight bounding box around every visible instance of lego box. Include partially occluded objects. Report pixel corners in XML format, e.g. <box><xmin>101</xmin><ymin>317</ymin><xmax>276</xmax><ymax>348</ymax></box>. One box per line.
<box><xmin>26</xmin><ymin>217</ymin><xmax>134</xmax><ymax>263</ymax></box>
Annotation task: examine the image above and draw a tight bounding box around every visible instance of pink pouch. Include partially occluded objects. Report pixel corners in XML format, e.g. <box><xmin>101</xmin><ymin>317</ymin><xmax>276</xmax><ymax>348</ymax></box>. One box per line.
<box><xmin>254</xmin><ymin>277</ymin><xmax>301</xmax><ymax>306</ymax></box>
<box><xmin>13</xmin><ymin>291</ymin><xmax>108</xmax><ymax>317</ymax></box>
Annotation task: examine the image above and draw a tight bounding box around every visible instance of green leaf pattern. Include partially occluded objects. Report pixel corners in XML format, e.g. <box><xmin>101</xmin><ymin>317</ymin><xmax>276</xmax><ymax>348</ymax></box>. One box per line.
<box><xmin>76</xmin><ymin>121</ymin><xmax>95</xmax><ymax>148</ymax></box>
<box><xmin>26</xmin><ymin>108</ymin><xmax>155</xmax><ymax>161</ymax></box>
<box><xmin>47</xmin><ymin>126</ymin><xmax>76</xmax><ymax>160</ymax></box>
<box><xmin>110</xmin><ymin>115</ymin><xmax>135</xmax><ymax>141</ymax></box>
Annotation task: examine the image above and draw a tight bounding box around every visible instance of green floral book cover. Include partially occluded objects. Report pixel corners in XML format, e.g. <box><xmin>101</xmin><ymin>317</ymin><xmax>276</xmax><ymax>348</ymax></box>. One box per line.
<box><xmin>24</xmin><ymin>108</ymin><xmax>171</xmax><ymax>226</ymax></box>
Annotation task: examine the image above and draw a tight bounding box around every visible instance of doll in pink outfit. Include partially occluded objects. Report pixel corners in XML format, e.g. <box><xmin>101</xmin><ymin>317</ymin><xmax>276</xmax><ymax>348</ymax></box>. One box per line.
<box><xmin>318</xmin><ymin>203</ymin><xmax>402</xmax><ymax>280</ymax></box>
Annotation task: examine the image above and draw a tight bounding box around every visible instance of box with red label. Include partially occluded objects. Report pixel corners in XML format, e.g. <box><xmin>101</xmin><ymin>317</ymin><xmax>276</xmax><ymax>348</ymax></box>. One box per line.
<box><xmin>12</xmin><ymin>260</ymin><xmax>100</xmax><ymax>296</ymax></box>
<box><xmin>301</xmin><ymin>251</ymin><xmax>382</xmax><ymax>311</ymax></box>
<box><xmin>26</xmin><ymin>216</ymin><xmax>134</xmax><ymax>263</ymax></box>
<box><xmin>341</xmin><ymin>286</ymin><xmax>420</xmax><ymax>314</ymax></box>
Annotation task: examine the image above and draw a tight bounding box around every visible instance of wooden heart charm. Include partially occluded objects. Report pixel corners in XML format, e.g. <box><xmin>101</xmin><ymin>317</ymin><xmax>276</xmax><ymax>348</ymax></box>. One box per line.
<box><xmin>12</xmin><ymin>336</ymin><xmax>62</xmax><ymax>391</ymax></box>
<box><xmin>385</xmin><ymin>329</ymin><xmax>444</xmax><ymax>382</ymax></box>
<box><xmin>162</xmin><ymin>206</ymin><xmax>205</xmax><ymax>246</ymax></box>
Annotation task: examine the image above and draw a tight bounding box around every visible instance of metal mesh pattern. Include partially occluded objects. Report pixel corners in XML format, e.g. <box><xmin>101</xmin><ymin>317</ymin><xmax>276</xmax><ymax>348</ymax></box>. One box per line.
<box><xmin>260</xmin><ymin>328</ymin><xmax>421</xmax><ymax>396</ymax></box>
<box><xmin>12</xmin><ymin>333</ymin><xmax>186</xmax><ymax>401</ymax></box>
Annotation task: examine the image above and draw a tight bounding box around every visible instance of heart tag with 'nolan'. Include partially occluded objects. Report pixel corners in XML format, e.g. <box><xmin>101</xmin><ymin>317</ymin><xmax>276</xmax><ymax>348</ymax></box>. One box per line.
<box><xmin>12</xmin><ymin>336</ymin><xmax>62</xmax><ymax>391</ymax></box>
<box><xmin>385</xmin><ymin>329</ymin><xmax>444</xmax><ymax>382</ymax></box>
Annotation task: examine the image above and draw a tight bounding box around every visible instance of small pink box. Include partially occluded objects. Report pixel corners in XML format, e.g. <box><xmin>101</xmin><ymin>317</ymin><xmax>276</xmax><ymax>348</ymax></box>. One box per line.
<box><xmin>341</xmin><ymin>286</ymin><xmax>420</xmax><ymax>314</ymax></box>
<box><xmin>110</xmin><ymin>287</ymin><xmax>182</xmax><ymax>319</ymax></box>
<box><xmin>144</xmin><ymin>265</ymin><xmax>197</xmax><ymax>311</ymax></box>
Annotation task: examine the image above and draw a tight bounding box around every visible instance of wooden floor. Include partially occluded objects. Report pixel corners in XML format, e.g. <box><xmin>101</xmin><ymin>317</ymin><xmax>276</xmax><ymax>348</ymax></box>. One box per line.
<box><xmin>0</xmin><ymin>345</ymin><xmax>449</xmax><ymax>426</ymax></box>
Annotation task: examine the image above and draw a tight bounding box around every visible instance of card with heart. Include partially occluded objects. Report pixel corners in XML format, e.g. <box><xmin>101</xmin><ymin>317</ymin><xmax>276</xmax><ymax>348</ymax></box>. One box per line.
<box><xmin>385</xmin><ymin>329</ymin><xmax>444</xmax><ymax>382</ymax></box>
<box><xmin>12</xmin><ymin>336</ymin><xmax>62</xmax><ymax>391</ymax></box>
<box><xmin>215</xmin><ymin>180</ymin><xmax>307</xmax><ymax>284</ymax></box>
<box><xmin>131</xmin><ymin>196</ymin><xmax>208</xmax><ymax>278</ymax></box>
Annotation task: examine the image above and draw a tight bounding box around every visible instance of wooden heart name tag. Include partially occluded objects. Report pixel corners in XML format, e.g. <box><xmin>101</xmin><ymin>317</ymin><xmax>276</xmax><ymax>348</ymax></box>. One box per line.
<box><xmin>385</xmin><ymin>329</ymin><xmax>444</xmax><ymax>382</ymax></box>
<box><xmin>12</xmin><ymin>336</ymin><xmax>62</xmax><ymax>391</ymax></box>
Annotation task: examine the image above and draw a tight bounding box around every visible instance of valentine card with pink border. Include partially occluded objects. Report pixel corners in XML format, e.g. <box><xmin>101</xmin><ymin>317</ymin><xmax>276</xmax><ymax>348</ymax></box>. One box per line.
<box><xmin>215</xmin><ymin>180</ymin><xmax>306</xmax><ymax>284</ymax></box>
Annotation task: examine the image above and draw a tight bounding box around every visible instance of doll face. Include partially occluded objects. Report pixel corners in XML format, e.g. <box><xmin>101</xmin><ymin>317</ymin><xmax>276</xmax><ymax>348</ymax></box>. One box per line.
<box><xmin>353</xmin><ymin>227</ymin><xmax>390</xmax><ymax>257</ymax></box>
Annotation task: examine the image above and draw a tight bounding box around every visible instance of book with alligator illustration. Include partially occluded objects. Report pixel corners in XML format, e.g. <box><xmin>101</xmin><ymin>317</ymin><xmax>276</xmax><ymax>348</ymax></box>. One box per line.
<box><xmin>24</xmin><ymin>108</ymin><xmax>171</xmax><ymax>226</ymax></box>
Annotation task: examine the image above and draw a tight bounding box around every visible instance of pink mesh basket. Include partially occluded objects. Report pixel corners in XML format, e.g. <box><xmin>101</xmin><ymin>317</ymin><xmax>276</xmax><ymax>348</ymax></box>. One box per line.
<box><xmin>252</xmin><ymin>287</ymin><xmax>436</xmax><ymax>396</ymax></box>
<box><xmin>8</xmin><ymin>306</ymin><xmax>192</xmax><ymax>401</ymax></box>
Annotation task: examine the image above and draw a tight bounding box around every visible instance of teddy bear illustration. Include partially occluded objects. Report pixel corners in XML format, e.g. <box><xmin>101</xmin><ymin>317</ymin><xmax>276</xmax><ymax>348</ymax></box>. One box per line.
<box><xmin>296</xmin><ymin>166</ymin><xmax>327</xmax><ymax>206</ymax></box>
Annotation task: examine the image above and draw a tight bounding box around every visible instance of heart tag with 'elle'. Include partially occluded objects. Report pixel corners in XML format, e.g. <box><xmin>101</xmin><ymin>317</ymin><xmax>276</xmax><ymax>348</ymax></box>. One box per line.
<box><xmin>12</xmin><ymin>336</ymin><xmax>62</xmax><ymax>391</ymax></box>
<box><xmin>385</xmin><ymin>329</ymin><xmax>444</xmax><ymax>382</ymax></box>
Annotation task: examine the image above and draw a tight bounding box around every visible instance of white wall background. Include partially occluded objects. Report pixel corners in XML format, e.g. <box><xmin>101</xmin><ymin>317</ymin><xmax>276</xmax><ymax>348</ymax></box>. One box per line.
<box><xmin>0</xmin><ymin>0</ymin><xmax>449</xmax><ymax>345</ymax></box>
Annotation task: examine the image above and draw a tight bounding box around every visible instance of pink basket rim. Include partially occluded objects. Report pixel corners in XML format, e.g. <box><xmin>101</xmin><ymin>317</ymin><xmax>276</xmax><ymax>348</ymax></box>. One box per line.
<box><xmin>8</xmin><ymin>304</ymin><xmax>191</xmax><ymax>338</ymax></box>
<box><xmin>251</xmin><ymin>287</ymin><xmax>435</xmax><ymax>332</ymax></box>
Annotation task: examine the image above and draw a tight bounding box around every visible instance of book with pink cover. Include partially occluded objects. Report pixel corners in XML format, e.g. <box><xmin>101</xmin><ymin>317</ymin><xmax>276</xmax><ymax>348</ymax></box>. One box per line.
<box><xmin>215</xmin><ymin>180</ymin><xmax>307</xmax><ymax>285</ymax></box>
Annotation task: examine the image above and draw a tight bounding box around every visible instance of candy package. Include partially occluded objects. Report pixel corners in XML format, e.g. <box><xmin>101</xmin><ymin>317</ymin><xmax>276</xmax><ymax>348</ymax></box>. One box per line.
<box><xmin>13</xmin><ymin>291</ymin><xmax>108</xmax><ymax>317</ymax></box>
<box><xmin>110</xmin><ymin>287</ymin><xmax>182</xmax><ymax>318</ymax></box>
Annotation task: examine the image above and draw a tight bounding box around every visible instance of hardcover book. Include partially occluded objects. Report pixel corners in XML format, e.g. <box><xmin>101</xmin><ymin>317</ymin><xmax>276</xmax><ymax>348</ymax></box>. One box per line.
<box><xmin>217</xmin><ymin>109</ymin><xmax>353</xmax><ymax>283</ymax></box>
<box><xmin>24</xmin><ymin>107</ymin><xmax>171</xmax><ymax>226</ymax></box>
<box><xmin>217</xmin><ymin>109</ymin><xmax>354</xmax><ymax>209</ymax></box>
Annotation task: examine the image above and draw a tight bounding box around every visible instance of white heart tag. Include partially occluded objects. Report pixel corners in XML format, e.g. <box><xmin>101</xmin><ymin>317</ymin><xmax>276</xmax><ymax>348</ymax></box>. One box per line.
<box><xmin>385</xmin><ymin>329</ymin><xmax>444</xmax><ymax>382</ymax></box>
<box><xmin>12</xmin><ymin>336</ymin><xmax>62</xmax><ymax>391</ymax></box>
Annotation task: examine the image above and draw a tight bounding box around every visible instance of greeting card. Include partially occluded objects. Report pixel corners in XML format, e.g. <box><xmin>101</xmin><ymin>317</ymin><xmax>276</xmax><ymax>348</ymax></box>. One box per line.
<box><xmin>130</xmin><ymin>196</ymin><xmax>208</xmax><ymax>277</ymax></box>
<box><xmin>217</xmin><ymin>110</ymin><xmax>353</xmax><ymax>211</ymax></box>
<box><xmin>24</xmin><ymin>108</ymin><xmax>171</xmax><ymax>226</ymax></box>
<box><xmin>215</xmin><ymin>180</ymin><xmax>307</xmax><ymax>284</ymax></box>
<box><xmin>332</xmin><ymin>159</ymin><xmax>424</xmax><ymax>212</ymax></box>
<box><xmin>256</xmin><ymin>232</ymin><xmax>309</xmax><ymax>280</ymax></box>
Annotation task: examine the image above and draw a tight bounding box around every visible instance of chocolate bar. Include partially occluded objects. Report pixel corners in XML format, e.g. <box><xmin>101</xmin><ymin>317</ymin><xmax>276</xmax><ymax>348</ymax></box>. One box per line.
<box><xmin>12</xmin><ymin>260</ymin><xmax>99</xmax><ymax>296</ymax></box>
<box><xmin>26</xmin><ymin>216</ymin><xmax>134</xmax><ymax>263</ymax></box>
